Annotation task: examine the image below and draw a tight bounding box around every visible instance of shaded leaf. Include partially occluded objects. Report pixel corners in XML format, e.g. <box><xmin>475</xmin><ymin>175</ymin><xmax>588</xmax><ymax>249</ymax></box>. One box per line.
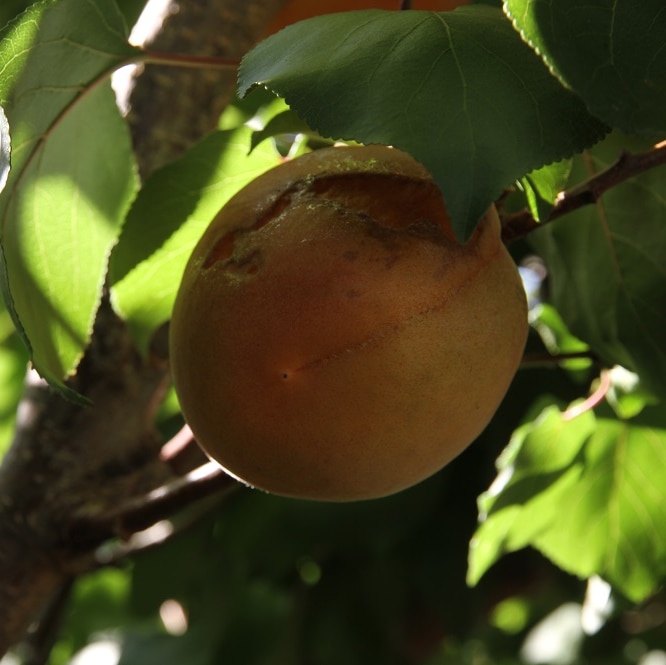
<box><xmin>239</xmin><ymin>6</ymin><xmax>607</xmax><ymax>241</ymax></box>
<box><xmin>469</xmin><ymin>403</ymin><xmax>666</xmax><ymax>602</ymax></box>
<box><xmin>110</xmin><ymin>126</ymin><xmax>281</xmax><ymax>352</ymax></box>
<box><xmin>529</xmin><ymin>134</ymin><xmax>666</xmax><ymax>398</ymax></box>
<box><xmin>505</xmin><ymin>0</ymin><xmax>666</xmax><ymax>134</ymax></box>
<box><xmin>0</xmin><ymin>0</ymin><xmax>139</xmax><ymax>386</ymax></box>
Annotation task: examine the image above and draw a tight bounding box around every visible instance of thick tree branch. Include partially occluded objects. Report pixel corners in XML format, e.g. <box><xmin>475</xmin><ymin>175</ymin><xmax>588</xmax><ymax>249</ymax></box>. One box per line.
<box><xmin>0</xmin><ymin>300</ymin><xmax>172</xmax><ymax>654</ymax></box>
<box><xmin>127</xmin><ymin>0</ymin><xmax>289</xmax><ymax>177</ymax></box>
<box><xmin>0</xmin><ymin>0</ymin><xmax>290</xmax><ymax>656</ymax></box>
<box><xmin>502</xmin><ymin>142</ymin><xmax>666</xmax><ymax>242</ymax></box>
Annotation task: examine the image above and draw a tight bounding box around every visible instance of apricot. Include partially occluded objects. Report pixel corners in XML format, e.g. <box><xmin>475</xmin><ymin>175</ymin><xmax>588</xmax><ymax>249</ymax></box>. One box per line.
<box><xmin>169</xmin><ymin>145</ymin><xmax>527</xmax><ymax>501</ymax></box>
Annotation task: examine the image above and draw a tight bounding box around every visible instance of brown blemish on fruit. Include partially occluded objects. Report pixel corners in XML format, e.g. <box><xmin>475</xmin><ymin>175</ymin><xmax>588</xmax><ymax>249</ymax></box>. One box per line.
<box><xmin>203</xmin><ymin>191</ymin><xmax>296</xmax><ymax>269</ymax></box>
<box><xmin>203</xmin><ymin>233</ymin><xmax>235</xmax><ymax>268</ymax></box>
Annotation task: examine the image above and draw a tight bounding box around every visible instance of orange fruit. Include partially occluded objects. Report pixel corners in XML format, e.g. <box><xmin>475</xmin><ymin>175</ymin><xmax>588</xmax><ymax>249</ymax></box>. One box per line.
<box><xmin>264</xmin><ymin>0</ymin><xmax>470</xmax><ymax>36</ymax></box>
<box><xmin>170</xmin><ymin>145</ymin><xmax>527</xmax><ymax>501</ymax></box>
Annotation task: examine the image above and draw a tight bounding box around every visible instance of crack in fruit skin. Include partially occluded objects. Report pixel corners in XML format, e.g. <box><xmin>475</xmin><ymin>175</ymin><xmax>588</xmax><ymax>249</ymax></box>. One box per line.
<box><xmin>170</xmin><ymin>145</ymin><xmax>528</xmax><ymax>502</ymax></box>
<box><xmin>288</xmin><ymin>239</ymin><xmax>494</xmax><ymax>377</ymax></box>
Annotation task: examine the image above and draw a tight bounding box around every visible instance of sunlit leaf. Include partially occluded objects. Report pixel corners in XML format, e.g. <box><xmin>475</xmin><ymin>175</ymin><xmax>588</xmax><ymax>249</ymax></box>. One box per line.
<box><xmin>605</xmin><ymin>365</ymin><xmax>657</xmax><ymax>421</ymax></box>
<box><xmin>0</xmin><ymin>0</ymin><xmax>139</xmax><ymax>387</ymax></box>
<box><xmin>250</xmin><ymin>109</ymin><xmax>330</xmax><ymax>152</ymax></box>
<box><xmin>529</xmin><ymin>134</ymin><xmax>666</xmax><ymax>398</ymax></box>
<box><xmin>239</xmin><ymin>6</ymin><xmax>607</xmax><ymax>241</ymax></box>
<box><xmin>520</xmin><ymin>159</ymin><xmax>571</xmax><ymax>222</ymax></box>
<box><xmin>505</xmin><ymin>0</ymin><xmax>666</xmax><ymax>134</ymax></box>
<box><xmin>469</xmin><ymin>403</ymin><xmax>666</xmax><ymax>602</ymax></box>
<box><xmin>110</xmin><ymin>126</ymin><xmax>281</xmax><ymax>352</ymax></box>
<box><xmin>0</xmin><ymin>303</ymin><xmax>27</xmax><ymax>458</ymax></box>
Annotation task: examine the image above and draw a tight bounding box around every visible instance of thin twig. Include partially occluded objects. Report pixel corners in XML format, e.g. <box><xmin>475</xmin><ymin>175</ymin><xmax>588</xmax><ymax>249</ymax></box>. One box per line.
<box><xmin>67</xmin><ymin>463</ymin><xmax>238</xmax><ymax>552</ymax></box>
<box><xmin>563</xmin><ymin>369</ymin><xmax>612</xmax><ymax>421</ymax></box>
<box><xmin>159</xmin><ymin>423</ymin><xmax>209</xmax><ymax>474</ymax></box>
<box><xmin>520</xmin><ymin>350</ymin><xmax>600</xmax><ymax>369</ymax></box>
<box><xmin>139</xmin><ymin>50</ymin><xmax>242</xmax><ymax>69</ymax></box>
<box><xmin>502</xmin><ymin>142</ymin><xmax>666</xmax><ymax>242</ymax></box>
<box><xmin>160</xmin><ymin>424</ymin><xmax>195</xmax><ymax>462</ymax></box>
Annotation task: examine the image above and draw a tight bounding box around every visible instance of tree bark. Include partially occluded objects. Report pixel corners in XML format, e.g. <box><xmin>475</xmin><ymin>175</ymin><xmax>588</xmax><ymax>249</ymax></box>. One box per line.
<box><xmin>0</xmin><ymin>0</ymin><xmax>290</xmax><ymax>655</ymax></box>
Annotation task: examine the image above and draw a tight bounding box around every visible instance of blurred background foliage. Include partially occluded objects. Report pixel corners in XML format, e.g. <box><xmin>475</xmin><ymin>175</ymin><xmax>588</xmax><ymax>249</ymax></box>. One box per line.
<box><xmin>31</xmin><ymin>358</ymin><xmax>666</xmax><ymax>664</ymax></box>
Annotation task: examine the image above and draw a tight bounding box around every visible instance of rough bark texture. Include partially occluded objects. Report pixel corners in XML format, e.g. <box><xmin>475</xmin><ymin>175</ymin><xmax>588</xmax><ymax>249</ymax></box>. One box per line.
<box><xmin>129</xmin><ymin>0</ymin><xmax>289</xmax><ymax>176</ymax></box>
<box><xmin>0</xmin><ymin>301</ymin><xmax>172</xmax><ymax>654</ymax></box>
<box><xmin>0</xmin><ymin>0</ymin><xmax>290</xmax><ymax>655</ymax></box>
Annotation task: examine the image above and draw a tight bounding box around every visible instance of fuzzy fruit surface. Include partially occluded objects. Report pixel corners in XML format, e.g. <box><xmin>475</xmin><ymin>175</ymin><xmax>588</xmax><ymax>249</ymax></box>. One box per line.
<box><xmin>170</xmin><ymin>145</ymin><xmax>528</xmax><ymax>501</ymax></box>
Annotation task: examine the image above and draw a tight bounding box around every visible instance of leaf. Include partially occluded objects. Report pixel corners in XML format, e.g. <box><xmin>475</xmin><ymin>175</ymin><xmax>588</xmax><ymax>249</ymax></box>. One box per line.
<box><xmin>249</xmin><ymin>109</ymin><xmax>329</xmax><ymax>152</ymax></box>
<box><xmin>238</xmin><ymin>6</ymin><xmax>608</xmax><ymax>241</ymax></box>
<box><xmin>0</xmin><ymin>1</ymin><xmax>34</xmax><ymax>32</ymax></box>
<box><xmin>504</xmin><ymin>0</ymin><xmax>666</xmax><ymax>134</ymax></box>
<box><xmin>605</xmin><ymin>366</ymin><xmax>657</xmax><ymax>421</ymax></box>
<box><xmin>110</xmin><ymin>126</ymin><xmax>281</xmax><ymax>353</ymax></box>
<box><xmin>469</xmin><ymin>403</ymin><xmax>666</xmax><ymax>602</ymax></box>
<box><xmin>0</xmin><ymin>305</ymin><xmax>28</xmax><ymax>458</ymax></box>
<box><xmin>520</xmin><ymin>159</ymin><xmax>571</xmax><ymax>222</ymax></box>
<box><xmin>529</xmin><ymin>134</ymin><xmax>666</xmax><ymax>398</ymax></box>
<box><xmin>0</xmin><ymin>0</ymin><xmax>139</xmax><ymax>386</ymax></box>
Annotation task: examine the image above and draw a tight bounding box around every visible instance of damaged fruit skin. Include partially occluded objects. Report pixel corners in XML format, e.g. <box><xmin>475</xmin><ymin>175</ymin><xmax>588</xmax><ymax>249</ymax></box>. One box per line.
<box><xmin>169</xmin><ymin>145</ymin><xmax>528</xmax><ymax>502</ymax></box>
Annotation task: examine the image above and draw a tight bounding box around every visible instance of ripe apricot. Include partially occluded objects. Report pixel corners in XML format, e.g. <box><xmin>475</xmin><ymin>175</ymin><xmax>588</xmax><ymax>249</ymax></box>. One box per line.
<box><xmin>170</xmin><ymin>145</ymin><xmax>527</xmax><ymax>501</ymax></box>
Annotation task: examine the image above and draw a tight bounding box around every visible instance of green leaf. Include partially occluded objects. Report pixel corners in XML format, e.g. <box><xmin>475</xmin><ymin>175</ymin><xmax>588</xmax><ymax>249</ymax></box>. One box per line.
<box><xmin>469</xmin><ymin>403</ymin><xmax>666</xmax><ymax>602</ymax></box>
<box><xmin>530</xmin><ymin>303</ymin><xmax>592</xmax><ymax>374</ymax></box>
<box><xmin>249</xmin><ymin>109</ymin><xmax>331</xmax><ymax>152</ymax></box>
<box><xmin>504</xmin><ymin>0</ymin><xmax>666</xmax><ymax>134</ymax></box>
<box><xmin>238</xmin><ymin>7</ymin><xmax>607</xmax><ymax>241</ymax></box>
<box><xmin>529</xmin><ymin>134</ymin><xmax>666</xmax><ymax>398</ymax></box>
<box><xmin>605</xmin><ymin>366</ymin><xmax>657</xmax><ymax>421</ymax></box>
<box><xmin>110</xmin><ymin>126</ymin><xmax>281</xmax><ymax>352</ymax></box>
<box><xmin>0</xmin><ymin>305</ymin><xmax>28</xmax><ymax>458</ymax></box>
<box><xmin>0</xmin><ymin>0</ymin><xmax>139</xmax><ymax>386</ymax></box>
<box><xmin>0</xmin><ymin>1</ymin><xmax>35</xmax><ymax>32</ymax></box>
<box><xmin>520</xmin><ymin>159</ymin><xmax>571</xmax><ymax>222</ymax></box>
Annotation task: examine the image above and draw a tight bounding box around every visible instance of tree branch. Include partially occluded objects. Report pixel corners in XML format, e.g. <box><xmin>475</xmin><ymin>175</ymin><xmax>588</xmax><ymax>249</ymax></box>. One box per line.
<box><xmin>520</xmin><ymin>350</ymin><xmax>600</xmax><ymax>369</ymax></box>
<box><xmin>18</xmin><ymin>579</ymin><xmax>74</xmax><ymax>665</ymax></box>
<box><xmin>0</xmin><ymin>299</ymin><xmax>172</xmax><ymax>655</ymax></box>
<box><xmin>563</xmin><ymin>369</ymin><xmax>612</xmax><ymax>421</ymax></box>
<box><xmin>127</xmin><ymin>0</ymin><xmax>290</xmax><ymax>177</ymax></box>
<box><xmin>502</xmin><ymin>142</ymin><xmax>666</xmax><ymax>242</ymax></box>
<box><xmin>0</xmin><ymin>0</ymin><xmax>291</xmax><ymax>657</ymax></box>
<box><xmin>67</xmin><ymin>462</ymin><xmax>238</xmax><ymax>552</ymax></box>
